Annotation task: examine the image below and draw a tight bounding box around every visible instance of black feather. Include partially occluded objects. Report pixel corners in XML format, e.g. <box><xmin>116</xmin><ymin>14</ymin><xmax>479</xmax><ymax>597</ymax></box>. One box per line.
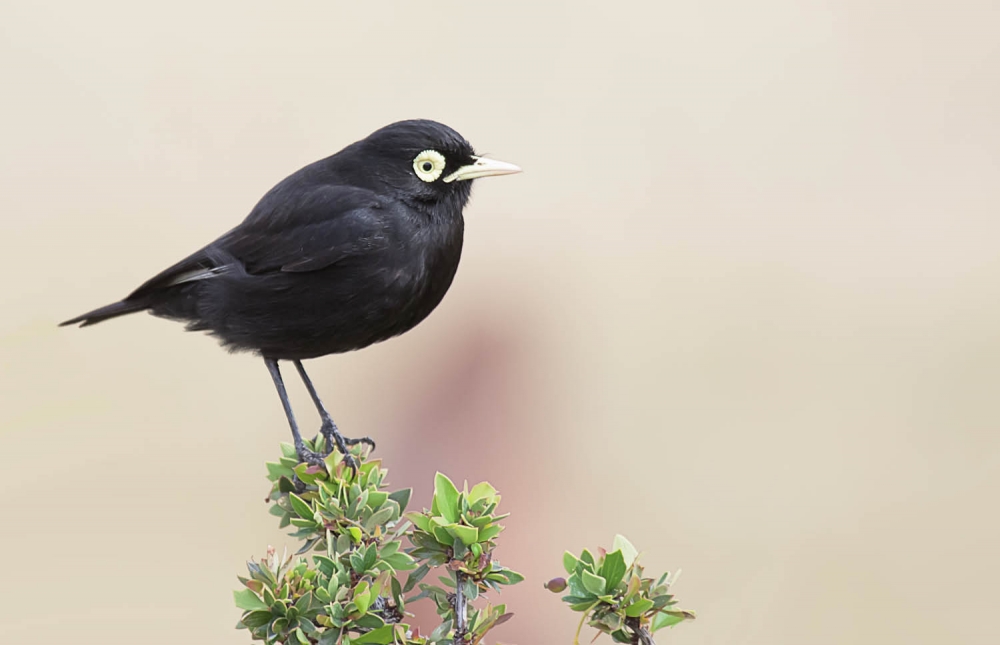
<box><xmin>61</xmin><ymin>120</ymin><xmax>488</xmax><ymax>360</ymax></box>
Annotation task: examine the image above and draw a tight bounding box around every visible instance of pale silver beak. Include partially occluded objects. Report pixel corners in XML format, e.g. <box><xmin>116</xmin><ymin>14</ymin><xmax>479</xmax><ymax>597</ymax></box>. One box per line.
<box><xmin>442</xmin><ymin>156</ymin><xmax>522</xmax><ymax>183</ymax></box>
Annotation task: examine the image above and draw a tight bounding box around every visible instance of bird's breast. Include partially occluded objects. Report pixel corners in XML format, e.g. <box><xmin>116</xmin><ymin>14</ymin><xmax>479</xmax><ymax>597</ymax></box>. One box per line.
<box><xmin>382</xmin><ymin>223</ymin><xmax>463</xmax><ymax>327</ymax></box>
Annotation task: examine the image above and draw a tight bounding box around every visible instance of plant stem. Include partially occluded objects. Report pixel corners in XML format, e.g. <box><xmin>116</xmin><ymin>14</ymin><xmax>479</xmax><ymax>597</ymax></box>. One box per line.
<box><xmin>626</xmin><ymin>617</ymin><xmax>656</xmax><ymax>645</ymax></box>
<box><xmin>635</xmin><ymin>627</ymin><xmax>655</xmax><ymax>645</ymax></box>
<box><xmin>573</xmin><ymin>601</ymin><xmax>600</xmax><ymax>645</ymax></box>
<box><xmin>454</xmin><ymin>571</ymin><xmax>469</xmax><ymax>644</ymax></box>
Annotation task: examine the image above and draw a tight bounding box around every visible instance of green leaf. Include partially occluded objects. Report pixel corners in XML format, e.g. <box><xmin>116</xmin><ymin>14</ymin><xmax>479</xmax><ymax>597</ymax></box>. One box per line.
<box><xmin>326</xmin><ymin>576</ymin><xmax>340</xmax><ymax>598</ymax></box>
<box><xmin>433</xmin><ymin>472</ymin><xmax>460</xmax><ymax>523</ymax></box>
<box><xmin>350</xmin><ymin>551</ymin><xmax>365</xmax><ymax>574</ymax></box>
<box><xmin>294</xmin><ymin>464</ymin><xmax>321</xmax><ymax>486</ymax></box>
<box><xmin>468</xmin><ymin>513</ymin><xmax>495</xmax><ymax>528</ymax></box>
<box><xmin>625</xmin><ymin>574</ymin><xmax>641</xmax><ymax>601</ymax></box>
<box><xmin>612</xmin><ymin>534</ymin><xmax>638</xmax><ymax>567</ymax></box>
<box><xmin>294</xmin><ymin>591</ymin><xmax>314</xmax><ymax>614</ymax></box>
<box><xmin>266</xmin><ymin>462</ymin><xmax>295</xmax><ymax>480</ymax></box>
<box><xmin>364</xmin><ymin>505</ymin><xmax>395</xmax><ymax>532</ymax></box>
<box><xmin>560</xmin><ymin>595</ymin><xmax>594</xmax><ymax>604</ymax></box>
<box><xmin>445</xmin><ymin>523</ymin><xmax>479</xmax><ymax>546</ymax></box>
<box><xmin>468</xmin><ymin>481</ymin><xmax>496</xmax><ymax>502</ymax></box>
<box><xmin>494</xmin><ymin>612</ymin><xmax>514</xmax><ymax>627</ymax></box>
<box><xmin>295</xmin><ymin>536</ymin><xmax>321</xmax><ymax>555</ymax></box>
<box><xmin>288</xmin><ymin>494</ymin><xmax>313</xmax><ymax>519</ymax></box>
<box><xmin>462</xmin><ymin>576</ymin><xmax>479</xmax><ymax>601</ymax></box>
<box><xmin>581</xmin><ymin>569</ymin><xmax>607</xmax><ymax>596</ymax></box>
<box><xmin>313</xmin><ymin>555</ymin><xmax>337</xmax><ymax>577</ymax></box>
<box><xmin>624</xmin><ymin>598</ymin><xmax>654</xmax><ymax>617</ymax></box>
<box><xmin>353</xmin><ymin>581</ymin><xmax>371</xmax><ymax>614</ymax></box>
<box><xmin>371</xmin><ymin>570</ymin><xmax>389</xmax><ymax>599</ymax></box>
<box><xmin>486</xmin><ymin>569</ymin><xmax>524</xmax><ymax>585</ymax></box>
<box><xmin>239</xmin><ymin>610</ymin><xmax>273</xmax><ymax>628</ymax></box>
<box><xmin>403</xmin><ymin>563</ymin><xmax>430</xmax><ymax>593</ymax></box>
<box><xmin>429</xmin><ymin>619</ymin><xmax>452</xmax><ymax>643</ymax></box>
<box><xmin>355</xmin><ymin>613</ymin><xmax>386</xmax><ymax>629</ymax></box>
<box><xmin>600</xmin><ymin>610</ymin><xmax>623</xmax><ymax>631</ymax></box>
<box><xmin>408</xmin><ymin>512</ymin><xmax>431</xmax><ymax>533</ymax></box>
<box><xmin>601</xmin><ymin>550</ymin><xmax>627</xmax><ymax>592</ymax></box>
<box><xmin>233</xmin><ymin>589</ymin><xmax>268</xmax><ymax>611</ymax></box>
<box><xmin>347</xmin><ymin>526</ymin><xmax>362</xmax><ymax>544</ymax></box>
<box><xmin>381</xmin><ymin>552</ymin><xmax>417</xmax><ymax>571</ymax></box>
<box><xmin>336</xmin><ymin>532</ymin><xmax>352</xmax><ymax>555</ymax></box>
<box><xmin>567</xmin><ymin>573</ymin><xmax>594</xmax><ymax>599</ymax></box>
<box><xmin>431</xmin><ymin>523</ymin><xmax>453</xmax><ymax>546</ymax></box>
<box><xmin>353</xmin><ymin>624</ymin><xmax>395</xmax><ymax>644</ymax></box>
<box><xmin>477</xmin><ymin>524</ymin><xmax>503</xmax><ymax>542</ymax></box>
<box><xmin>505</xmin><ymin>569</ymin><xmax>525</xmax><ymax>584</ymax></box>
<box><xmin>391</xmin><ymin>576</ymin><xmax>404</xmax><ymax>608</ymax></box>
<box><xmin>322</xmin><ymin>450</ymin><xmax>342</xmax><ymax>473</ymax></box>
<box><xmin>362</xmin><ymin>544</ymin><xmax>378</xmax><ymax>571</ymax></box>
<box><xmin>563</xmin><ymin>551</ymin><xmax>581</xmax><ymax>574</ymax></box>
<box><xmin>388</xmin><ymin>488</ymin><xmax>412</xmax><ymax>513</ymax></box>
<box><xmin>651</xmin><ymin>593</ymin><xmax>674</xmax><ymax>609</ymax></box>
<box><xmin>651</xmin><ymin>612</ymin><xmax>686</xmax><ymax>631</ymax></box>
<box><xmin>354</xmin><ymin>592</ymin><xmax>371</xmax><ymax>615</ymax></box>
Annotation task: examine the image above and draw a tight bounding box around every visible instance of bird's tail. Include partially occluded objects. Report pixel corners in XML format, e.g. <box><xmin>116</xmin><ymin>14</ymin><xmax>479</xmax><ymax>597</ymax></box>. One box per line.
<box><xmin>59</xmin><ymin>298</ymin><xmax>150</xmax><ymax>327</ymax></box>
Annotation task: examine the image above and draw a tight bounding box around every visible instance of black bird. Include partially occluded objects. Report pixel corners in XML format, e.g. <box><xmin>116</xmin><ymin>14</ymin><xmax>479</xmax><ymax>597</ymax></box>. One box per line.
<box><xmin>61</xmin><ymin>120</ymin><xmax>520</xmax><ymax>467</ymax></box>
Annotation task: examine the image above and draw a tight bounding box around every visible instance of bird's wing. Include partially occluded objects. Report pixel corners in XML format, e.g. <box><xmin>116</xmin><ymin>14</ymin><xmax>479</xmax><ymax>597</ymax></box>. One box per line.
<box><xmin>222</xmin><ymin>184</ymin><xmax>390</xmax><ymax>274</ymax></box>
<box><xmin>125</xmin><ymin>185</ymin><xmax>390</xmax><ymax>299</ymax></box>
<box><xmin>124</xmin><ymin>245</ymin><xmax>232</xmax><ymax>300</ymax></box>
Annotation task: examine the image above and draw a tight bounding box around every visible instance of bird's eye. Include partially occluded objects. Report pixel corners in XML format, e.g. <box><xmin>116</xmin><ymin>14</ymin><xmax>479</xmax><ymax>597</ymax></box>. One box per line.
<box><xmin>413</xmin><ymin>150</ymin><xmax>446</xmax><ymax>182</ymax></box>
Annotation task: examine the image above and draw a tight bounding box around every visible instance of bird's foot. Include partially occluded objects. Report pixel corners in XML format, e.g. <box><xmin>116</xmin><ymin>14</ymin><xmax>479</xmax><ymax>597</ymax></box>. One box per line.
<box><xmin>294</xmin><ymin>442</ymin><xmax>328</xmax><ymax>469</ymax></box>
<box><xmin>342</xmin><ymin>434</ymin><xmax>376</xmax><ymax>450</ymax></box>
<box><xmin>320</xmin><ymin>417</ymin><xmax>375</xmax><ymax>471</ymax></box>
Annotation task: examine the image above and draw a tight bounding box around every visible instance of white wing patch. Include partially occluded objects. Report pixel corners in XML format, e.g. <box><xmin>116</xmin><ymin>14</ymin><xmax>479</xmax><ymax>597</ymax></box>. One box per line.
<box><xmin>168</xmin><ymin>266</ymin><xmax>229</xmax><ymax>286</ymax></box>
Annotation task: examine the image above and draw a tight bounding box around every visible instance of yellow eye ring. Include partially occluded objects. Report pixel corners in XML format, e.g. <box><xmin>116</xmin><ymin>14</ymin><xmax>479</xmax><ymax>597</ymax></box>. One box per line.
<box><xmin>413</xmin><ymin>149</ymin><xmax>446</xmax><ymax>182</ymax></box>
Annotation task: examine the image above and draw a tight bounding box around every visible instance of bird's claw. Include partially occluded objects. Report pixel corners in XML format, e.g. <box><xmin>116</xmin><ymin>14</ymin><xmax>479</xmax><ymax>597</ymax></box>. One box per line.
<box><xmin>295</xmin><ymin>445</ymin><xmax>327</xmax><ymax>469</ymax></box>
<box><xmin>343</xmin><ymin>435</ymin><xmax>376</xmax><ymax>450</ymax></box>
<box><xmin>318</xmin><ymin>418</ymin><xmax>373</xmax><ymax>473</ymax></box>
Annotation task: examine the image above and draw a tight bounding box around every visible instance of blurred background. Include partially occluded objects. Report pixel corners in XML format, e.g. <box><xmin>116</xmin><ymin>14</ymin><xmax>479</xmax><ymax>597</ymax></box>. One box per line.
<box><xmin>2</xmin><ymin>1</ymin><xmax>999</xmax><ymax>643</ymax></box>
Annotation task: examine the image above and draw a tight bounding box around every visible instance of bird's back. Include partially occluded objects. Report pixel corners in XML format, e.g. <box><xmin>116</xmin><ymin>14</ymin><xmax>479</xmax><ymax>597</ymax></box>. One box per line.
<box><xmin>176</xmin><ymin>192</ymin><xmax>465</xmax><ymax>359</ymax></box>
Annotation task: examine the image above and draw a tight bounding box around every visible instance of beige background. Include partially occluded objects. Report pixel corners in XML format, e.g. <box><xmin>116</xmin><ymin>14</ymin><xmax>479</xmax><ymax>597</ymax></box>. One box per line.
<box><xmin>2</xmin><ymin>1</ymin><xmax>999</xmax><ymax>643</ymax></box>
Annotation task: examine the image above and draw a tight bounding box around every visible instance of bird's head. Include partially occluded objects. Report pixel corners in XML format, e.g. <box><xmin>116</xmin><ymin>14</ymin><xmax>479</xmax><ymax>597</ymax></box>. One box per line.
<box><xmin>347</xmin><ymin>120</ymin><xmax>520</xmax><ymax>209</ymax></box>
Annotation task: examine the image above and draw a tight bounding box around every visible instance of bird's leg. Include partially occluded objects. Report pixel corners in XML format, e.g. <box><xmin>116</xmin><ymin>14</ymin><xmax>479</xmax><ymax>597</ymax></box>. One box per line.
<box><xmin>264</xmin><ymin>358</ymin><xmax>325</xmax><ymax>467</ymax></box>
<box><xmin>293</xmin><ymin>360</ymin><xmax>375</xmax><ymax>468</ymax></box>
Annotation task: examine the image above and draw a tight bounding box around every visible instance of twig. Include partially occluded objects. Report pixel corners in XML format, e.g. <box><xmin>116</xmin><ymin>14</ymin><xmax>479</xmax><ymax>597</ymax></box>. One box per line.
<box><xmin>626</xmin><ymin>617</ymin><xmax>656</xmax><ymax>645</ymax></box>
<box><xmin>454</xmin><ymin>571</ymin><xmax>469</xmax><ymax>645</ymax></box>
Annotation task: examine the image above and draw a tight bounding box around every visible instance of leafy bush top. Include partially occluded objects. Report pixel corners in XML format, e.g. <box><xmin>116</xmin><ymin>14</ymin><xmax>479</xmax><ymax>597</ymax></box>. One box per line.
<box><xmin>547</xmin><ymin>535</ymin><xmax>695</xmax><ymax>644</ymax></box>
<box><xmin>235</xmin><ymin>440</ymin><xmax>521</xmax><ymax>645</ymax></box>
